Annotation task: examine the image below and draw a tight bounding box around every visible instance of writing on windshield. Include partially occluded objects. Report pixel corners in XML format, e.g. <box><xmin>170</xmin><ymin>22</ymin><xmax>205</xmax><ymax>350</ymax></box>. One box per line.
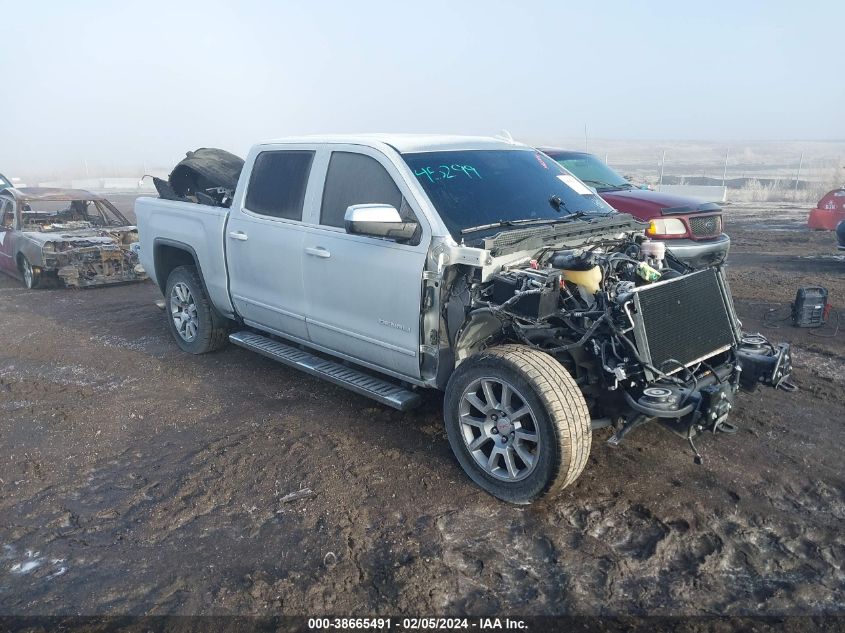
<box><xmin>413</xmin><ymin>164</ymin><xmax>482</xmax><ymax>183</ymax></box>
<box><xmin>403</xmin><ymin>149</ymin><xmax>613</xmax><ymax>240</ymax></box>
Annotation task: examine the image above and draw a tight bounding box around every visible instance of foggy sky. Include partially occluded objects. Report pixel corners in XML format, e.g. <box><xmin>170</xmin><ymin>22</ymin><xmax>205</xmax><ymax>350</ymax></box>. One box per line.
<box><xmin>1</xmin><ymin>0</ymin><xmax>843</xmax><ymax>177</ymax></box>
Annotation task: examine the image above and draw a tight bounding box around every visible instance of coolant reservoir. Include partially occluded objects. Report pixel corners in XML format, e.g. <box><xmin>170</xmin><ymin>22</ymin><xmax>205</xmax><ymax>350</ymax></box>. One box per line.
<box><xmin>562</xmin><ymin>266</ymin><xmax>603</xmax><ymax>294</ymax></box>
<box><xmin>640</xmin><ymin>240</ymin><xmax>666</xmax><ymax>263</ymax></box>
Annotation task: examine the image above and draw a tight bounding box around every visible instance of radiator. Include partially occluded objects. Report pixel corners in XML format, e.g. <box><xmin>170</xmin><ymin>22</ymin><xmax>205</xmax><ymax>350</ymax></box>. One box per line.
<box><xmin>629</xmin><ymin>268</ymin><xmax>737</xmax><ymax>376</ymax></box>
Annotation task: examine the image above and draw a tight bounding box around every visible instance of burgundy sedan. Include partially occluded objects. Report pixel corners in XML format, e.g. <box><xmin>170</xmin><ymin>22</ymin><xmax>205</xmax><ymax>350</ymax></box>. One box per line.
<box><xmin>540</xmin><ymin>149</ymin><xmax>730</xmax><ymax>268</ymax></box>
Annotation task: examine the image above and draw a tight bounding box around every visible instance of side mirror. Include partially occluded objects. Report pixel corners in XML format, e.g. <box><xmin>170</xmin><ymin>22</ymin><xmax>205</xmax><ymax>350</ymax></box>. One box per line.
<box><xmin>344</xmin><ymin>204</ymin><xmax>418</xmax><ymax>241</ymax></box>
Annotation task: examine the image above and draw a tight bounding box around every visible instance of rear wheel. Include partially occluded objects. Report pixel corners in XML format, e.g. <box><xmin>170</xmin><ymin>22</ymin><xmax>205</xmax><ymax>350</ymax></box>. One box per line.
<box><xmin>19</xmin><ymin>256</ymin><xmax>40</xmax><ymax>289</ymax></box>
<box><xmin>164</xmin><ymin>265</ymin><xmax>230</xmax><ymax>354</ymax></box>
<box><xmin>444</xmin><ymin>344</ymin><xmax>591</xmax><ymax>504</ymax></box>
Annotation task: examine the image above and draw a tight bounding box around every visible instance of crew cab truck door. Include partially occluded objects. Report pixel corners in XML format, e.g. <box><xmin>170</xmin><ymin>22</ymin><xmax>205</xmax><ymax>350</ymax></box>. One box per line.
<box><xmin>301</xmin><ymin>147</ymin><xmax>430</xmax><ymax>380</ymax></box>
<box><xmin>225</xmin><ymin>145</ymin><xmax>318</xmax><ymax>339</ymax></box>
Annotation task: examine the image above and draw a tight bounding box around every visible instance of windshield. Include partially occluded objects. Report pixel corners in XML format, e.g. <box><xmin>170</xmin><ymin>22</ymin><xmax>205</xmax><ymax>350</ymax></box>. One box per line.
<box><xmin>19</xmin><ymin>199</ymin><xmax>130</xmax><ymax>232</ymax></box>
<box><xmin>402</xmin><ymin>149</ymin><xmax>614</xmax><ymax>239</ymax></box>
<box><xmin>547</xmin><ymin>153</ymin><xmax>632</xmax><ymax>191</ymax></box>
<box><xmin>0</xmin><ymin>174</ymin><xmax>10</xmax><ymax>189</ymax></box>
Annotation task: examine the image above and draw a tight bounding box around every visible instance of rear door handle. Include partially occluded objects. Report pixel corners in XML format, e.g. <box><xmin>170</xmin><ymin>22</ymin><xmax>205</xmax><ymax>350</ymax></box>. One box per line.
<box><xmin>304</xmin><ymin>246</ymin><xmax>331</xmax><ymax>259</ymax></box>
<box><xmin>228</xmin><ymin>231</ymin><xmax>248</xmax><ymax>242</ymax></box>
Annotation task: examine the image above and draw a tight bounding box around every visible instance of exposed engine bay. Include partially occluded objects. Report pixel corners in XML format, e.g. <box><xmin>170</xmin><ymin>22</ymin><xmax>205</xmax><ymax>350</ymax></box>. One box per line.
<box><xmin>40</xmin><ymin>228</ymin><xmax>145</xmax><ymax>288</ymax></box>
<box><xmin>1</xmin><ymin>188</ymin><xmax>148</xmax><ymax>289</ymax></box>
<box><xmin>447</xmin><ymin>226</ymin><xmax>793</xmax><ymax>459</ymax></box>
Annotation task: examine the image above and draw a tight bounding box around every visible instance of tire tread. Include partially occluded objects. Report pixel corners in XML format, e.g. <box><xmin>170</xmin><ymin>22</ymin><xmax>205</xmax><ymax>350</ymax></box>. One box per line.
<box><xmin>446</xmin><ymin>344</ymin><xmax>592</xmax><ymax>502</ymax></box>
<box><xmin>165</xmin><ymin>265</ymin><xmax>230</xmax><ymax>354</ymax></box>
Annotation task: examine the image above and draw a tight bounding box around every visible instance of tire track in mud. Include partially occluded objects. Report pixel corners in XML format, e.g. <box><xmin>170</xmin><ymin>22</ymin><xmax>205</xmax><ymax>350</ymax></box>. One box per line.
<box><xmin>433</xmin><ymin>478</ymin><xmax>845</xmax><ymax>615</ymax></box>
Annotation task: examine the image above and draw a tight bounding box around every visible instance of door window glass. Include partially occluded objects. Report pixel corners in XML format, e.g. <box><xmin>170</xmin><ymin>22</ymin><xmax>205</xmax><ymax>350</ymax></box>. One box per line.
<box><xmin>320</xmin><ymin>152</ymin><xmax>404</xmax><ymax>228</ymax></box>
<box><xmin>245</xmin><ymin>151</ymin><xmax>314</xmax><ymax>220</ymax></box>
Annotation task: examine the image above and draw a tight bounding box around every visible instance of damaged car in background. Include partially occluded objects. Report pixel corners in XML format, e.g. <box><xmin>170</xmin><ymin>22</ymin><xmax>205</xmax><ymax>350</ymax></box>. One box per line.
<box><xmin>0</xmin><ymin>188</ymin><xmax>146</xmax><ymax>289</ymax></box>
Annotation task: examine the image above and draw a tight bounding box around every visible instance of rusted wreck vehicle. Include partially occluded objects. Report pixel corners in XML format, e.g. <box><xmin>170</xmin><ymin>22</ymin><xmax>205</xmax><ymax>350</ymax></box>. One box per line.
<box><xmin>0</xmin><ymin>188</ymin><xmax>146</xmax><ymax>289</ymax></box>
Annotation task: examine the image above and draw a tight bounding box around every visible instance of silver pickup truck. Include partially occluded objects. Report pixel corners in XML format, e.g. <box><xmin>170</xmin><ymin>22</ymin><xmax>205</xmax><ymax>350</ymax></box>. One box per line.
<box><xmin>136</xmin><ymin>134</ymin><xmax>792</xmax><ymax>504</ymax></box>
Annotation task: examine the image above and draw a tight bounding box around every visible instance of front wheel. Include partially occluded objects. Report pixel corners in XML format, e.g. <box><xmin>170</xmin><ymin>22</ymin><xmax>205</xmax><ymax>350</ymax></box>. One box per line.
<box><xmin>444</xmin><ymin>344</ymin><xmax>592</xmax><ymax>504</ymax></box>
<box><xmin>164</xmin><ymin>265</ymin><xmax>230</xmax><ymax>354</ymax></box>
<box><xmin>19</xmin><ymin>256</ymin><xmax>40</xmax><ymax>289</ymax></box>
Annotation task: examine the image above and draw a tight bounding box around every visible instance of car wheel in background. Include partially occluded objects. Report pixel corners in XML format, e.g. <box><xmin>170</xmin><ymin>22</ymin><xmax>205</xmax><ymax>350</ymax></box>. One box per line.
<box><xmin>19</xmin><ymin>256</ymin><xmax>40</xmax><ymax>289</ymax></box>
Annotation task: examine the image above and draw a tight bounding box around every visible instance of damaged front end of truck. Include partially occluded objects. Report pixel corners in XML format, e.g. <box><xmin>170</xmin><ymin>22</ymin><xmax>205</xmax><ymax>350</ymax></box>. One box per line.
<box><xmin>433</xmin><ymin>213</ymin><xmax>792</xmax><ymax>462</ymax></box>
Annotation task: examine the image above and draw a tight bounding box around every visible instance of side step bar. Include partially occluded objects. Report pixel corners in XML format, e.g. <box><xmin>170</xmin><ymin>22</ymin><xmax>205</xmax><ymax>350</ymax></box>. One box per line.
<box><xmin>229</xmin><ymin>331</ymin><xmax>422</xmax><ymax>411</ymax></box>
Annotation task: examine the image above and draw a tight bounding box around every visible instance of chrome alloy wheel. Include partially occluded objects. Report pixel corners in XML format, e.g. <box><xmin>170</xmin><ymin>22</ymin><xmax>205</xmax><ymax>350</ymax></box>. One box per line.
<box><xmin>458</xmin><ymin>377</ymin><xmax>541</xmax><ymax>481</ymax></box>
<box><xmin>170</xmin><ymin>282</ymin><xmax>199</xmax><ymax>342</ymax></box>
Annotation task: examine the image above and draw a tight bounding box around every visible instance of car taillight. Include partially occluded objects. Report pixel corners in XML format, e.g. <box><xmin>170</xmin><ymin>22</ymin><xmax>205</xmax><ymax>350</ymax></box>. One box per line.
<box><xmin>647</xmin><ymin>218</ymin><xmax>687</xmax><ymax>237</ymax></box>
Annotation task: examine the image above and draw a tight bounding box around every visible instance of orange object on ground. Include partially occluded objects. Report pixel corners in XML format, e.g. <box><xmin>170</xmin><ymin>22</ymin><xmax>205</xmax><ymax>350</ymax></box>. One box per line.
<box><xmin>808</xmin><ymin>187</ymin><xmax>845</xmax><ymax>230</ymax></box>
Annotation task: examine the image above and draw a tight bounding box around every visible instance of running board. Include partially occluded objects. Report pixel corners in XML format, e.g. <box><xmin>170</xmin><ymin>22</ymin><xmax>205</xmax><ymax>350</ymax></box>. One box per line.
<box><xmin>229</xmin><ymin>331</ymin><xmax>422</xmax><ymax>411</ymax></box>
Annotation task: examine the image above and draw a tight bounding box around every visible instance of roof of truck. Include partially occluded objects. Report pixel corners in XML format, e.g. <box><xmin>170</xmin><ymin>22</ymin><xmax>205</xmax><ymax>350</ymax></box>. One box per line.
<box><xmin>257</xmin><ymin>134</ymin><xmax>530</xmax><ymax>154</ymax></box>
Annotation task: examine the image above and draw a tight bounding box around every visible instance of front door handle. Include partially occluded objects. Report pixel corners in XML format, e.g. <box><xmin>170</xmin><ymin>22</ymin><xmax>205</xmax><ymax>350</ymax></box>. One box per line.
<box><xmin>304</xmin><ymin>246</ymin><xmax>331</xmax><ymax>259</ymax></box>
<box><xmin>228</xmin><ymin>231</ymin><xmax>249</xmax><ymax>241</ymax></box>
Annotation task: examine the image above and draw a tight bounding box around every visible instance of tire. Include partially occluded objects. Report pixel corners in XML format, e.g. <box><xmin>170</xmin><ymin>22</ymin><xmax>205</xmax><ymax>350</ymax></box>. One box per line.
<box><xmin>164</xmin><ymin>265</ymin><xmax>230</xmax><ymax>354</ymax></box>
<box><xmin>444</xmin><ymin>344</ymin><xmax>592</xmax><ymax>504</ymax></box>
<box><xmin>19</xmin><ymin>256</ymin><xmax>40</xmax><ymax>289</ymax></box>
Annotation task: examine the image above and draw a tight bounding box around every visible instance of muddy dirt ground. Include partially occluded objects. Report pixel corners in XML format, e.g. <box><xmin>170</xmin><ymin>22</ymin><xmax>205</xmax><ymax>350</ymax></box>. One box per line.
<box><xmin>1</xmin><ymin>199</ymin><xmax>843</xmax><ymax>617</ymax></box>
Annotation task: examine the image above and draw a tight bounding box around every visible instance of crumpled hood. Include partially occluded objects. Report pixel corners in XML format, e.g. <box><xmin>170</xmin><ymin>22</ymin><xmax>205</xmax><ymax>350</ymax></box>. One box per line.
<box><xmin>22</xmin><ymin>225</ymin><xmax>138</xmax><ymax>248</ymax></box>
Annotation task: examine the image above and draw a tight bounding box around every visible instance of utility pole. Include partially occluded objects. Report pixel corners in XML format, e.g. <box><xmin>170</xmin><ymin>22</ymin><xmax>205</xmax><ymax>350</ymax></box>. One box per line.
<box><xmin>794</xmin><ymin>152</ymin><xmax>804</xmax><ymax>197</ymax></box>
<box><xmin>722</xmin><ymin>151</ymin><xmax>729</xmax><ymax>188</ymax></box>
<box><xmin>658</xmin><ymin>150</ymin><xmax>666</xmax><ymax>191</ymax></box>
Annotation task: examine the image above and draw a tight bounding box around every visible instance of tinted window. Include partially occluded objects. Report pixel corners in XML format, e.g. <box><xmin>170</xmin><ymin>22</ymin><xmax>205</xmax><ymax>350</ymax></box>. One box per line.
<box><xmin>245</xmin><ymin>151</ymin><xmax>314</xmax><ymax>220</ymax></box>
<box><xmin>320</xmin><ymin>152</ymin><xmax>403</xmax><ymax>228</ymax></box>
<box><xmin>402</xmin><ymin>149</ymin><xmax>614</xmax><ymax>240</ymax></box>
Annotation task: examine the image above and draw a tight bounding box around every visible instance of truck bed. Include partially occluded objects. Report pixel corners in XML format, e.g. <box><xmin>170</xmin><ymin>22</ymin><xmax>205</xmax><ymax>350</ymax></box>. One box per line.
<box><xmin>134</xmin><ymin>196</ymin><xmax>234</xmax><ymax>316</ymax></box>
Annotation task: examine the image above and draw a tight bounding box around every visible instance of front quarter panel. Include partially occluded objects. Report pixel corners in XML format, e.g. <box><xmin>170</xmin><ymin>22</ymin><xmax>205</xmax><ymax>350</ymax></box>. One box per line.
<box><xmin>16</xmin><ymin>234</ymin><xmax>46</xmax><ymax>268</ymax></box>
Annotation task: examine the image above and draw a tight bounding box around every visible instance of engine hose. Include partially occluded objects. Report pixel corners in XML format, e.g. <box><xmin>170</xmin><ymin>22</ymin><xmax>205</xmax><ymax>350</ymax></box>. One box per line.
<box><xmin>500</xmin><ymin>287</ymin><xmax>545</xmax><ymax>309</ymax></box>
<box><xmin>608</xmin><ymin>322</ymin><xmax>685</xmax><ymax>386</ymax></box>
<box><xmin>544</xmin><ymin>314</ymin><xmax>608</xmax><ymax>354</ymax></box>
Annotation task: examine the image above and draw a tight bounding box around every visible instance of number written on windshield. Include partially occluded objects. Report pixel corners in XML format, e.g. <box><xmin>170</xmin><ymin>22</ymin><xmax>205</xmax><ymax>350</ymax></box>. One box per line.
<box><xmin>413</xmin><ymin>164</ymin><xmax>481</xmax><ymax>183</ymax></box>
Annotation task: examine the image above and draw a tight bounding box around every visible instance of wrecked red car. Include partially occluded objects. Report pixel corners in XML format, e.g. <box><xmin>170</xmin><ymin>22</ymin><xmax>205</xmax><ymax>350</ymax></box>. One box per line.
<box><xmin>0</xmin><ymin>188</ymin><xmax>146</xmax><ymax>289</ymax></box>
<box><xmin>807</xmin><ymin>186</ymin><xmax>845</xmax><ymax>230</ymax></box>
